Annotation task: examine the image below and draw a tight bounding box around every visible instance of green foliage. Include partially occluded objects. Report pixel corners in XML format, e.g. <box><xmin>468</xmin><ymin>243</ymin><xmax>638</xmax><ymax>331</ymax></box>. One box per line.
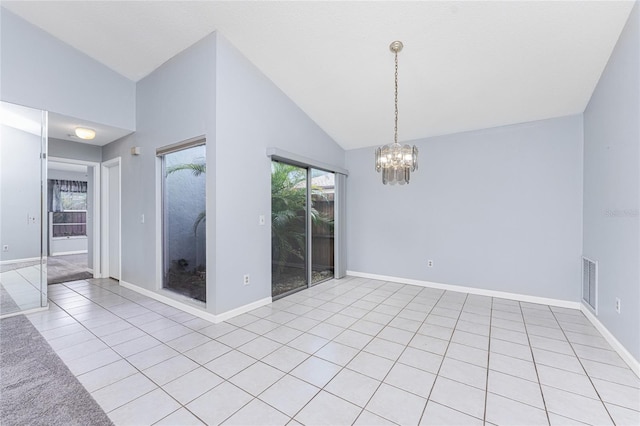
<box><xmin>166</xmin><ymin>162</ymin><xmax>206</xmax><ymax>177</ymax></box>
<box><xmin>271</xmin><ymin>162</ymin><xmax>333</xmax><ymax>278</ymax></box>
<box><xmin>166</xmin><ymin>161</ymin><xmax>206</xmax><ymax>235</ymax></box>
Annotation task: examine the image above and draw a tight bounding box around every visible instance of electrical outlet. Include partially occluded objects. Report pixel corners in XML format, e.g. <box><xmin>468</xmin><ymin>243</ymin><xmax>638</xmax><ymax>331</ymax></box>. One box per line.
<box><xmin>427</xmin><ymin>259</ymin><xmax>434</xmax><ymax>268</ymax></box>
<box><xmin>615</xmin><ymin>298</ymin><xmax>621</xmax><ymax>314</ymax></box>
<box><xmin>243</xmin><ymin>274</ymin><xmax>250</xmax><ymax>286</ymax></box>
<box><xmin>2</xmin><ymin>245</ymin><xmax>8</xmax><ymax>252</ymax></box>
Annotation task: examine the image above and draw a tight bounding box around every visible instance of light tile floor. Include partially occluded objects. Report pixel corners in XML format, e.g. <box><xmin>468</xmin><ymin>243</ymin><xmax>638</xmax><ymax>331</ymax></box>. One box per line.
<box><xmin>27</xmin><ymin>276</ymin><xmax>640</xmax><ymax>425</ymax></box>
<box><xmin>1</xmin><ymin>264</ymin><xmax>44</xmax><ymax>313</ymax></box>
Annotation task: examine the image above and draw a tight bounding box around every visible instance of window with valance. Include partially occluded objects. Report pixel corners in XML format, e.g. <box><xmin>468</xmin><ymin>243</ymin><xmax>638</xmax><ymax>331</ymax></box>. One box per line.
<box><xmin>47</xmin><ymin>180</ymin><xmax>87</xmax><ymax>237</ymax></box>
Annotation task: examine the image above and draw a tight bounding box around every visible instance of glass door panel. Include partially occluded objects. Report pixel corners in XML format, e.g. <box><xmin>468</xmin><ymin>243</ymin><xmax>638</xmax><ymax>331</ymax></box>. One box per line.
<box><xmin>271</xmin><ymin>161</ymin><xmax>307</xmax><ymax>298</ymax></box>
<box><xmin>310</xmin><ymin>169</ymin><xmax>335</xmax><ymax>284</ymax></box>
<box><xmin>0</xmin><ymin>101</ymin><xmax>48</xmax><ymax>317</ymax></box>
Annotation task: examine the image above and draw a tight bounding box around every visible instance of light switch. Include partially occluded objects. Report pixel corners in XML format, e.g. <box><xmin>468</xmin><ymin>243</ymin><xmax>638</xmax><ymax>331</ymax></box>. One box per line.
<box><xmin>259</xmin><ymin>215</ymin><xmax>265</xmax><ymax>225</ymax></box>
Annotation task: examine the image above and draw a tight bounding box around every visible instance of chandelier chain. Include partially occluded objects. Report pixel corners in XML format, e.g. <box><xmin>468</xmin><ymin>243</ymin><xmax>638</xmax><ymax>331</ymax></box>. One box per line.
<box><xmin>394</xmin><ymin>50</ymin><xmax>399</xmax><ymax>145</ymax></box>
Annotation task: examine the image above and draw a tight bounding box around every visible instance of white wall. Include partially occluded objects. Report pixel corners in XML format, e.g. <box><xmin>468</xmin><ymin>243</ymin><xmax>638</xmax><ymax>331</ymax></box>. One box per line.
<box><xmin>346</xmin><ymin>115</ymin><xmax>584</xmax><ymax>302</ymax></box>
<box><xmin>102</xmin><ymin>33</ymin><xmax>217</xmax><ymax>310</ymax></box>
<box><xmin>583</xmin><ymin>2</ymin><xmax>640</xmax><ymax>361</ymax></box>
<box><xmin>0</xmin><ymin>122</ymin><xmax>44</xmax><ymax>262</ymax></box>
<box><xmin>213</xmin><ymin>35</ymin><xmax>345</xmax><ymax>314</ymax></box>
<box><xmin>0</xmin><ymin>8</ymin><xmax>135</xmax><ymax>131</ymax></box>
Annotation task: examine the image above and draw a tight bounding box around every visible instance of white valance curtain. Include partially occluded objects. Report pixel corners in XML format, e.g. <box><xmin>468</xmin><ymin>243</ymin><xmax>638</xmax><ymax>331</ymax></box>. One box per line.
<box><xmin>48</xmin><ymin>179</ymin><xmax>87</xmax><ymax>212</ymax></box>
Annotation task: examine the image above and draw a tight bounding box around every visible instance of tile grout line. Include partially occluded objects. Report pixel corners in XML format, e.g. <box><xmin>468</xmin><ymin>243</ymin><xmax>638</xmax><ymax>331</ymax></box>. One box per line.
<box><xmin>548</xmin><ymin>307</ymin><xmax>617</xmax><ymax>425</ymax></box>
<box><xmin>482</xmin><ymin>296</ymin><xmax>495</xmax><ymax>425</ymax></box>
<box><xmin>45</xmin><ymin>282</ymin><xmax>194</xmax><ymax>418</ymax></box>
<box><xmin>518</xmin><ymin>301</ymin><xmax>552</xmax><ymax>425</ymax></box>
<box><xmin>278</xmin><ymin>280</ymin><xmax>417</xmax><ymax>424</ymax></box>
<box><xmin>416</xmin><ymin>292</ymin><xmax>471</xmax><ymax>425</ymax></box>
<box><xmin>32</xmin><ymin>277</ymin><xmax>637</xmax><ymax>425</ymax></box>
<box><xmin>348</xmin><ymin>285</ymin><xmax>447</xmax><ymax>425</ymax></box>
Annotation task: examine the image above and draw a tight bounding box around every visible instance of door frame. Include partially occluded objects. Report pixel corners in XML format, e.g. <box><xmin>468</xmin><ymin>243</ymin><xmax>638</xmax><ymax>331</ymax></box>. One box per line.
<box><xmin>48</xmin><ymin>156</ymin><xmax>101</xmax><ymax>278</ymax></box>
<box><xmin>101</xmin><ymin>157</ymin><xmax>121</xmax><ymax>280</ymax></box>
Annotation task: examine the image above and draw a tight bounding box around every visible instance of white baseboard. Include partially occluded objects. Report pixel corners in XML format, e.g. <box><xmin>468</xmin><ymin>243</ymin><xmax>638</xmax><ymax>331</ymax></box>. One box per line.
<box><xmin>580</xmin><ymin>304</ymin><xmax>640</xmax><ymax>378</ymax></box>
<box><xmin>0</xmin><ymin>257</ymin><xmax>41</xmax><ymax>266</ymax></box>
<box><xmin>51</xmin><ymin>250</ymin><xmax>88</xmax><ymax>256</ymax></box>
<box><xmin>215</xmin><ymin>297</ymin><xmax>272</xmax><ymax>323</ymax></box>
<box><xmin>119</xmin><ymin>280</ymin><xmax>271</xmax><ymax>324</ymax></box>
<box><xmin>347</xmin><ymin>271</ymin><xmax>581</xmax><ymax>309</ymax></box>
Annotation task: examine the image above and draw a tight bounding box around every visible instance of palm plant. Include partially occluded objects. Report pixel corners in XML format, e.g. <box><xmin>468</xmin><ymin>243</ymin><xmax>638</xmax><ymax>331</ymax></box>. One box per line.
<box><xmin>166</xmin><ymin>160</ymin><xmax>206</xmax><ymax>234</ymax></box>
<box><xmin>271</xmin><ymin>162</ymin><xmax>333</xmax><ymax>278</ymax></box>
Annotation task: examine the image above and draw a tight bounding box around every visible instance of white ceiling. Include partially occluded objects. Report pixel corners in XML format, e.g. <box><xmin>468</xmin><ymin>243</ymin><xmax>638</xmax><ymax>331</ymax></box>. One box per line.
<box><xmin>3</xmin><ymin>1</ymin><xmax>634</xmax><ymax>150</ymax></box>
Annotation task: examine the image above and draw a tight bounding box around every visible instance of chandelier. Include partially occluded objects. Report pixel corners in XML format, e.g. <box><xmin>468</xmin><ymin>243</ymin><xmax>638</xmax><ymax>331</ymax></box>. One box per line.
<box><xmin>375</xmin><ymin>41</ymin><xmax>418</xmax><ymax>185</ymax></box>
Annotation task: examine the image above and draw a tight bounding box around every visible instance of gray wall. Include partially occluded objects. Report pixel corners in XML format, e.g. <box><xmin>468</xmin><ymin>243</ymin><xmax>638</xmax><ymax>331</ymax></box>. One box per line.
<box><xmin>0</xmin><ymin>124</ymin><xmax>44</xmax><ymax>262</ymax></box>
<box><xmin>0</xmin><ymin>9</ymin><xmax>135</xmax><ymax>131</ymax></box>
<box><xmin>102</xmin><ymin>33</ymin><xmax>216</xmax><ymax>307</ymax></box>
<box><xmin>583</xmin><ymin>2</ymin><xmax>640</xmax><ymax>360</ymax></box>
<box><xmin>48</xmin><ymin>169</ymin><xmax>88</xmax><ymax>182</ymax></box>
<box><xmin>346</xmin><ymin>115</ymin><xmax>584</xmax><ymax>302</ymax></box>
<box><xmin>213</xmin><ymin>35</ymin><xmax>345</xmax><ymax>313</ymax></box>
<box><xmin>103</xmin><ymin>32</ymin><xmax>345</xmax><ymax>315</ymax></box>
<box><xmin>49</xmin><ymin>138</ymin><xmax>102</xmax><ymax>163</ymax></box>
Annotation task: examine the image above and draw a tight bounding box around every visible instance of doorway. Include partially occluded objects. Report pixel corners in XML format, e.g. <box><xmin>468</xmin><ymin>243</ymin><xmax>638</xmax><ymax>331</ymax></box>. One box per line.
<box><xmin>101</xmin><ymin>158</ymin><xmax>121</xmax><ymax>280</ymax></box>
<box><xmin>271</xmin><ymin>161</ymin><xmax>335</xmax><ymax>299</ymax></box>
<box><xmin>46</xmin><ymin>160</ymin><xmax>98</xmax><ymax>284</ymax></box>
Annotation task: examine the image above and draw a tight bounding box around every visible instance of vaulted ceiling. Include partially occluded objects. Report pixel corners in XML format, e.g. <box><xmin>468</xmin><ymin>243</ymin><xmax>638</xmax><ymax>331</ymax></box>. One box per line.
<box><xmin>3</xmin><ymin>1</ymin><xmax>634</xmax><ymax>150</ymax></box>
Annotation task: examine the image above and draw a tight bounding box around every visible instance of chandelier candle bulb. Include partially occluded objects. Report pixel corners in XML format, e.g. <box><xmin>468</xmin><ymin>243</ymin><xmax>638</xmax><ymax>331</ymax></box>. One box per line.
<box><xmin>375</xmin><ymin>40</ymin><xmax>418</xmax><ymax>185</ymax></box>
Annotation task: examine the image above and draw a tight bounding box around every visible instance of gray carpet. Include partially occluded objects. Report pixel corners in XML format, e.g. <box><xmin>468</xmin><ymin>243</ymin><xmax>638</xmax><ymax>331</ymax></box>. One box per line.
<box><xmin>47</xmin><ymin>255</ymin><xmax>92</xmax><ymax>285</ymax></box>
<box><xmin>0</xmin><ymin>315</ymin><xmax>113</xmax><ymax>426</ymax></box>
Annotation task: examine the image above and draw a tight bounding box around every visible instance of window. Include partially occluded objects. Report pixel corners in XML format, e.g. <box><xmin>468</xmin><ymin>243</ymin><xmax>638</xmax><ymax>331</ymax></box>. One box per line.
<box><xmin>158</xmin><ymin>139</ymin><xmax>206</xmax><ymax>302</ymax></box>
<box><xmin>48</xmin><ymin>179</ymin><xmax>87</xmax><ymax>237</ymax></box>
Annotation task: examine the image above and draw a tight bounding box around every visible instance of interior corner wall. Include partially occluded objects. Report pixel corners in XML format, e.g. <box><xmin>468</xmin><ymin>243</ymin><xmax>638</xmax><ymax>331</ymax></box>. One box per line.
<box><xmin>213</xmin><ymin>34</ymin><xmax>345</xmax><ymax>315</ymax></box>
<box><xmin>346</xmin><ymin>115</ymin><xmax>584</xmax><ymax>302</ymax></box>
<box><xmin>583</xmin><ymin>2</ymin><xmax>640</xmax><ymax>361</ymax></box>
<box><xmin>0</xmin><ymin>8</ymin><xmax>135</xmax><ymax>131</ymax></box>
<box><xmin>102</xmin><ymin>34</ymin><xmax>216</xmax><ymax>311</ymax></box>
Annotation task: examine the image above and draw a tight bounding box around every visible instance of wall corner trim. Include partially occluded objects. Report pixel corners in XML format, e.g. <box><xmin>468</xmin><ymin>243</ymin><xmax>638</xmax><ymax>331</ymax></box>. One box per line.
<box><xmin>215</xmin><ymin>297</ymin><xmax>272</xmax><ymax>323</ymax></box>
<box><xmin>119</xmin><ymin>280</ymin><xmax>271</xmax><ymax>324</ymax></box>
<box><xmin>346</xmin><ymin>271</ymin><xmax>582</xmax><ymax>309</ymax></box>
<box><xmin>580</xmin><ymin>303</ymin><xmax>640</xmax><ymax>378</ymax></box>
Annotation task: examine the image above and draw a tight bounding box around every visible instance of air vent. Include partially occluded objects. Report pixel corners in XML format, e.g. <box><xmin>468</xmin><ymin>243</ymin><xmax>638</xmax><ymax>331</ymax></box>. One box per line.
<box><xmin>582</xmin><ymin>257</ymin><xmax>598</xmax><ymax>313</ymax></box>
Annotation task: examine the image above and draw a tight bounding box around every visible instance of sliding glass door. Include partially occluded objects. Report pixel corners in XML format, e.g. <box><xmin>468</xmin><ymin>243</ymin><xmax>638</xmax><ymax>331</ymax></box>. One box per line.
<box><xmin>310</xmin><ymin>169</ymin><xmax>335</xmax><ymax>284</ymax></box>
<box><xmin>271</xmin><ymin>161</ymin><xmax>335</xmax><ymax>298</ymax></box>
<box><xmin>271</xmin><ymin>162</ymin><xmax>308</xmax><ymax>297</ymax></box>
